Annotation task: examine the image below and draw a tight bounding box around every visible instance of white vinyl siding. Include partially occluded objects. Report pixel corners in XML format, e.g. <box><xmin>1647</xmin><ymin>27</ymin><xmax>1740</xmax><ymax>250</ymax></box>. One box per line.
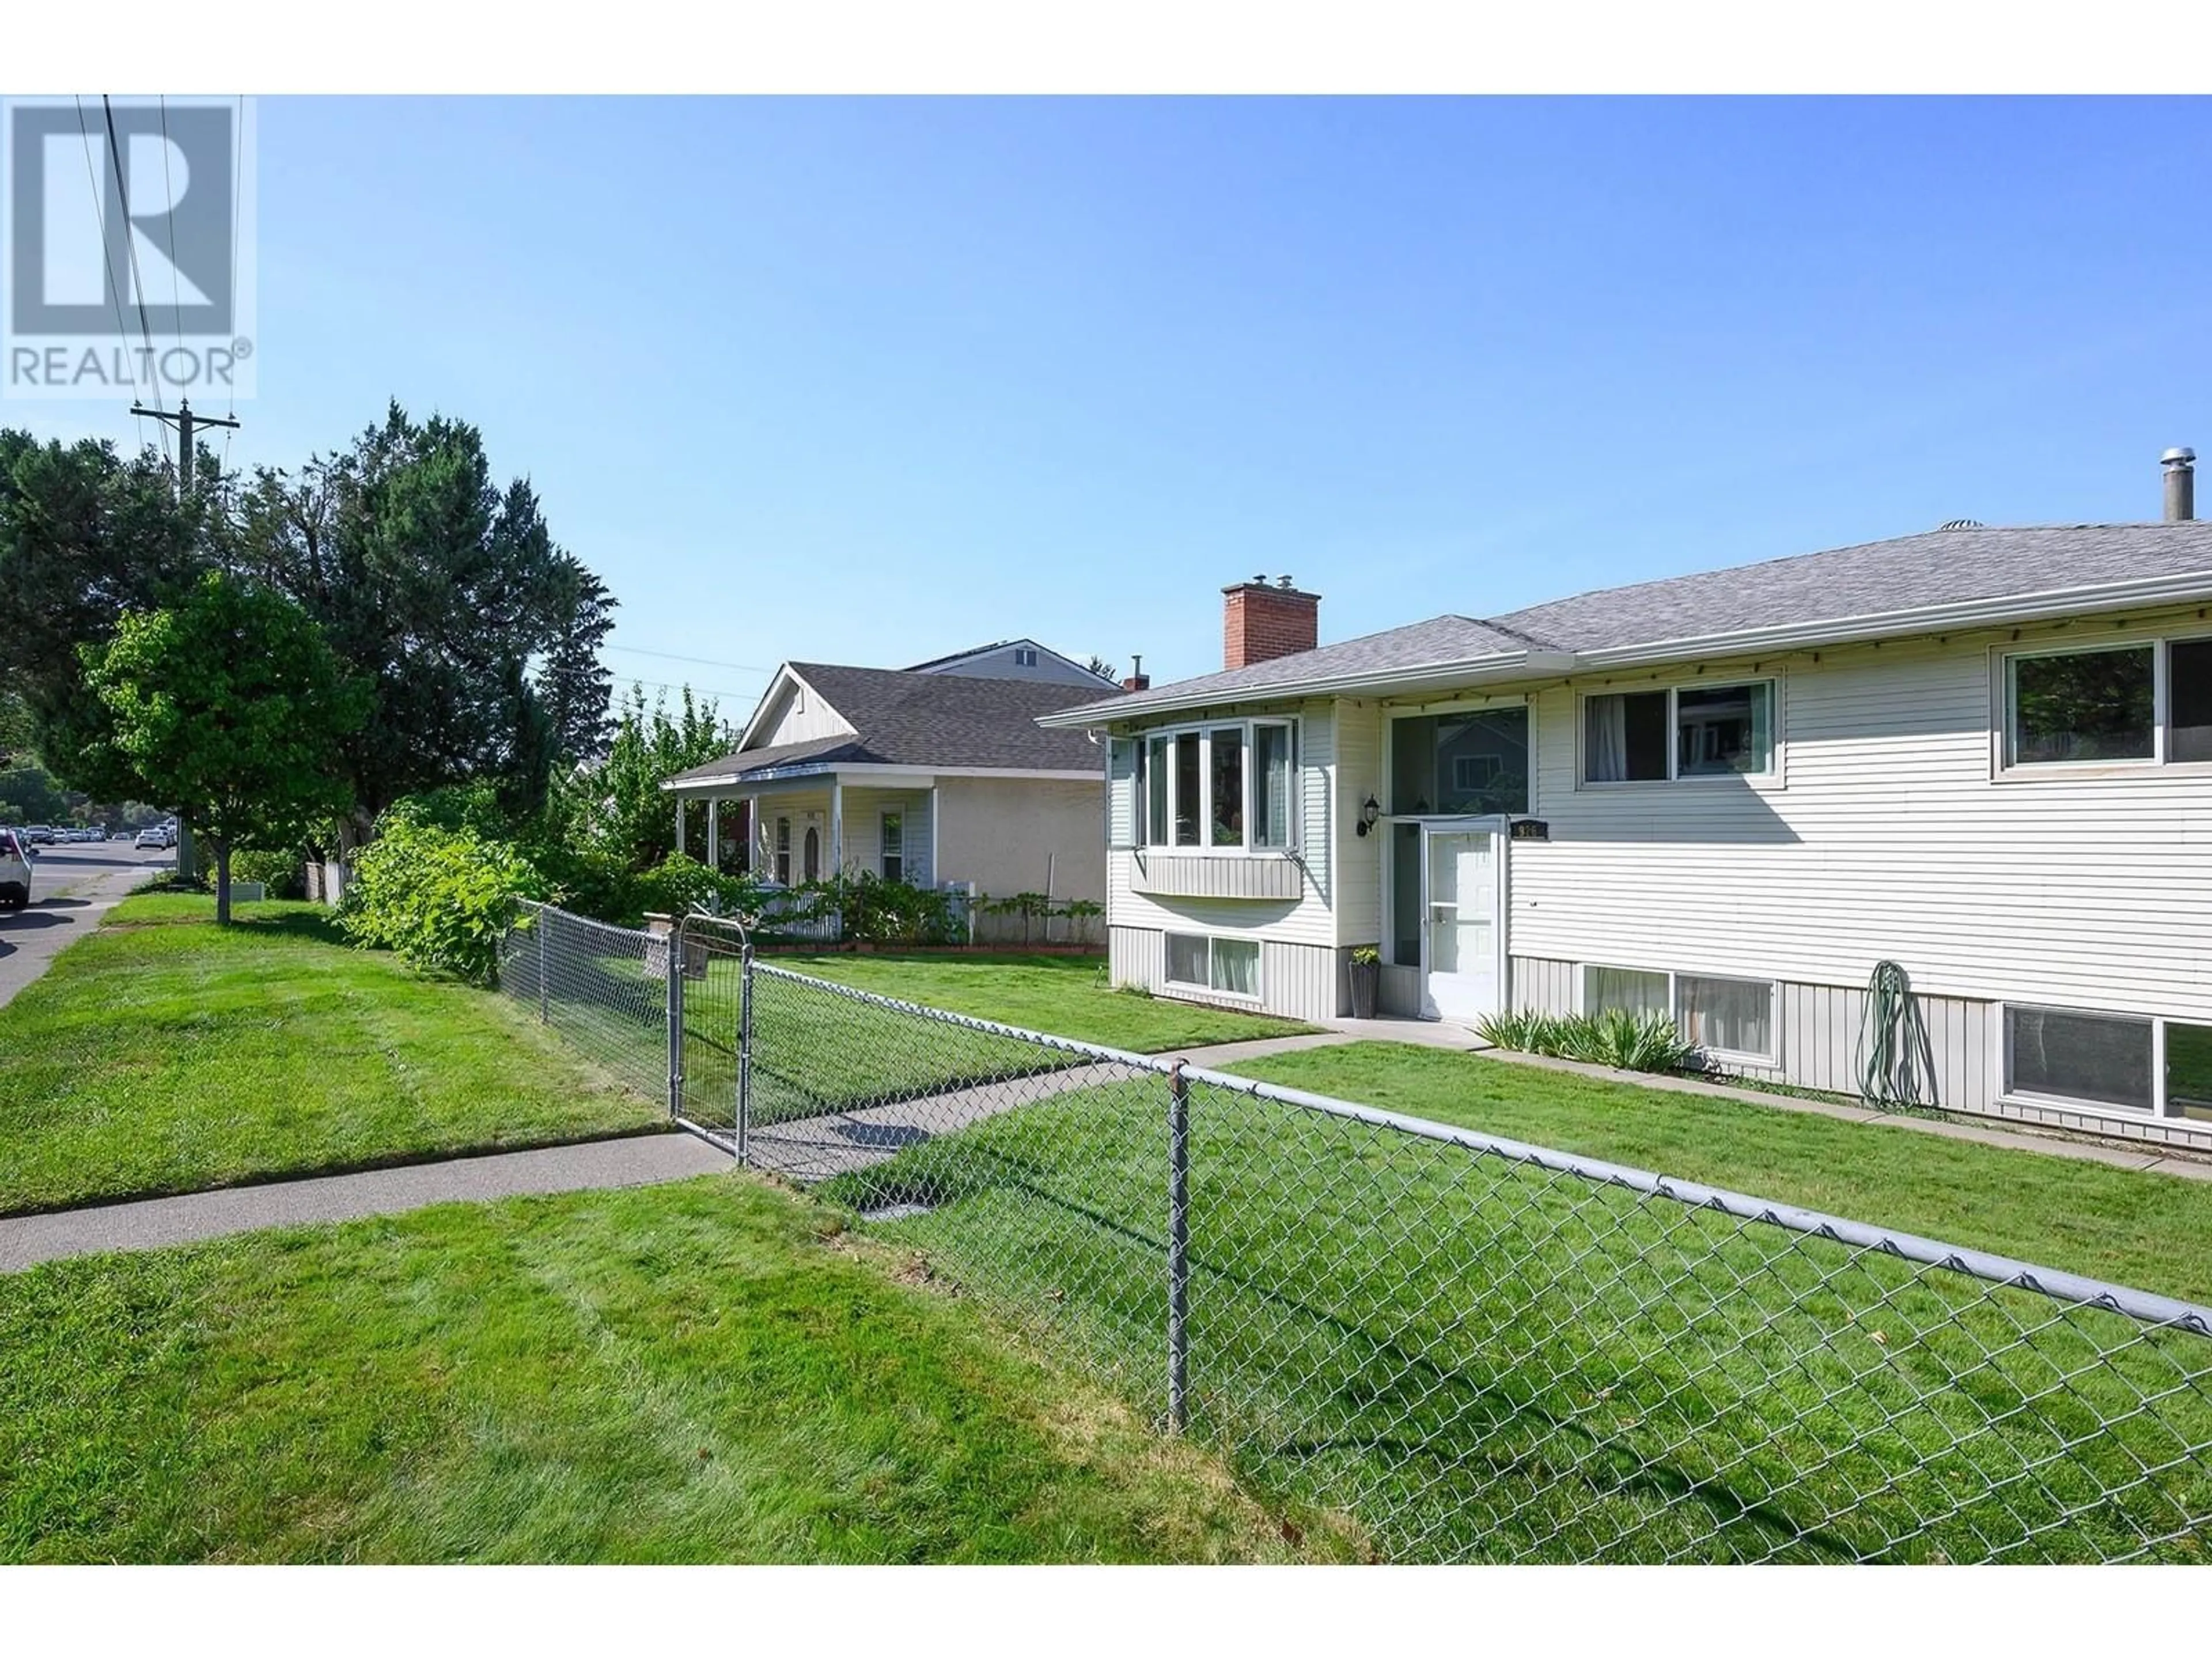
<box><xmin>1508</xmin><ymin>603</ymin><xmax>2212</xmax><ymax>1022</ymax></box>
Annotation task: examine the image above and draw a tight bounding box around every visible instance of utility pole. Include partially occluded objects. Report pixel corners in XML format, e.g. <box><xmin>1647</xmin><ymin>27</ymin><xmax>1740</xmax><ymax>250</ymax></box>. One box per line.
<box><xmin>130</xmin><ymin>398</ymin><xmax>240</xmax><ymax>495</ymax></box>
<box><xmin>128</xmin><ymin>399</ymin><xmax>241</xmax><ymax>885</ymax></box>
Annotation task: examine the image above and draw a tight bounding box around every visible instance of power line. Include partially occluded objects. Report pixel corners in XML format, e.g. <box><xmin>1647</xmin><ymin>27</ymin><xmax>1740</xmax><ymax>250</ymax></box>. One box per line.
<box><xmin>74</xmin><ymin>96</ymin><xmax>158</xmax><ymax>464</ymax></box>
<box><xmin>612</xmin><ymin>673</ymin><xmax>756</xmax><ymax>707</ymax></box>
<box><xmin>101</xmin><ymin>94</ymin><xmax>168</xmax><ymax>430</ymax></box>
<box><xmin>601</xmin><ymin>643</ymin><xmax>776</xmax><ymax>676</ymax></box>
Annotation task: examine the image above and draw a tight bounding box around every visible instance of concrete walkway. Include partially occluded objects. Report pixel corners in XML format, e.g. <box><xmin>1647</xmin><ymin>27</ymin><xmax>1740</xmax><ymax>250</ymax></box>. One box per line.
<box><xmin>0</xmin><ymin>1132</ymin><xmax>732</xmax><ymax>1274</ymax></box>
<box><xmin>13</xmin><ymin>1008</ymin><xmax>2206</xmax><ymax>1276</ymax></box>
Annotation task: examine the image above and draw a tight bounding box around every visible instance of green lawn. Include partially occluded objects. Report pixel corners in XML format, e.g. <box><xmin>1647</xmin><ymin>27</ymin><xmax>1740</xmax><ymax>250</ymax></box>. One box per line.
<box><xmin>770</xmin><ymin>952</ymin><xmax>1317</xmax><ymax>1052</ymax></box>
<box><xmin>0</xmin><ymin>896</ymin><xmax>660</xmax><ymax>1216</ymax></box>
<box><xmin>0</xmin><ymin>1176</ymin><xmax>1351</xmax><ymax>1563</ymax></box>
<box><xmin>1225</xmin><ymin>1044</ymin><xmax>2212</xmax><ymax>1308</ymax></box>
<box><xmin>817</xmin><ymin>1068</ymin><xmax>2212</xmax><ymax>1564</ymax></box>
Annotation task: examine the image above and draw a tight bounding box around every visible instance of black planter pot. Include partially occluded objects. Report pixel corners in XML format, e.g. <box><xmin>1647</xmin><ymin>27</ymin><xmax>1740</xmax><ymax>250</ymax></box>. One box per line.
<box><xmin>1349</xmin><ymin>959</ymin><xmax>1379</xmax><ymax>1020</ymax></box>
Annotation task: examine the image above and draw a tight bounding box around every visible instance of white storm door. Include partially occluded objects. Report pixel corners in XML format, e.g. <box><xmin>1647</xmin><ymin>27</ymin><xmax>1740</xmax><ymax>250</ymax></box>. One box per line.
<box><xmin>1423</xmin><ymin>827</ymin><xmax>1499</xmax><ymax>1021</ymax></box>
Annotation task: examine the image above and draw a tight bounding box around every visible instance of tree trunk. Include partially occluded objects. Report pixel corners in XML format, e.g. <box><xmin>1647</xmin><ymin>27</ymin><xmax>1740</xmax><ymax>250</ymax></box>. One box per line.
<box><xmin>214</xmin><ymin>839</ymin><xmax>233</xmax><ymax>926</ymax></box>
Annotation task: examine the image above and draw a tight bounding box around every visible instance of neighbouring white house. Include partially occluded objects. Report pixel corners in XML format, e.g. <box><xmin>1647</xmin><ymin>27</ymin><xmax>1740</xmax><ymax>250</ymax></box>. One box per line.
<box><xmin>660</xmin><ymin>652</ymin><xmax>1121</xmax><ymax>931</ymax></box>
<box><xmin>1038</xmin><ymin>450</ymin><xmax>2212</xmax><ymax>1151</ymax></box>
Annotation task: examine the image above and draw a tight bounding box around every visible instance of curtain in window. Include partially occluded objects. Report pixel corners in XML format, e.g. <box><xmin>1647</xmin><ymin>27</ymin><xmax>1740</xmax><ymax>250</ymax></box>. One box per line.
<box><xmin>1586</xmin><ymin>696</ymin><xmax>1628</xmax><ymax>782</ymax></box>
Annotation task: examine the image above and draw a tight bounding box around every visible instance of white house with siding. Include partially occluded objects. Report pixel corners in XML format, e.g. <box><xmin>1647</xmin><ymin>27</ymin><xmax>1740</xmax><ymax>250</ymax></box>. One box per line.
<box><xmin>662</xmin><ymin>657</ymin><xmax>1118</xmax><ymax>923</ymax></box>
<box><xmin>1039</xmin><ymin>454</ymin><xmax>2212</xmax><ymax>1151</ymax></box>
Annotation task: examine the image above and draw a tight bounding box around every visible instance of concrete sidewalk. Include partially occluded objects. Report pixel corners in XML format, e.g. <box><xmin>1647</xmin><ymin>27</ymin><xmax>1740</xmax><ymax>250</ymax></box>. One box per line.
<box><xmin>0</xmin><ymin>1131</ymin><xmax>732</xmax><ymax>1274</ymax></box>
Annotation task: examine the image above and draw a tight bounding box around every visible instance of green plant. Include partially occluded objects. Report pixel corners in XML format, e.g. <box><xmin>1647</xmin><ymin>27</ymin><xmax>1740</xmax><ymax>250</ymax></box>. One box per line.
<box><xmin>338</xmin><ymin>802</ymin><xmax>544</xmax><ymax>983</ymax></box>
<box><xmin>1475</xmin><ymin>1008</ymin><xmax>1698</xmax><ymax>1074</ymax></box>
<box><xmin>1350</xmin><ymin>945</ymin><xmax>1381</xmax><ymax>968</ymax></box>
<box><xmin>796</xmin><ymin>870</ymin><xmax>961</xmax><ymax>946</ymax></box>
<box><xmin>228</xmin><ymin>846</ymin><xmax>308</xmax><ymax>900</ymax></box>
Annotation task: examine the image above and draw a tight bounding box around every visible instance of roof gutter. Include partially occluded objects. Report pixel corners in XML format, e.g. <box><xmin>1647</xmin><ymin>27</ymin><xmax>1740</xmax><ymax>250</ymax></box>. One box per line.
<box><xmin>1034</xmin><ymin>649</ymin><xmax>1577</xmax><ymax>728</ymax></box>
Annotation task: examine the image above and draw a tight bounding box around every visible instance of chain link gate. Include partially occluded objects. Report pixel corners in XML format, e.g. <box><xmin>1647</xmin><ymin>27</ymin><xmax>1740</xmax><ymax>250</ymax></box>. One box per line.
<box><xmin>666</xmin><ymin>912</ymin><xmax>753</xmax><ymax>1154</ymax></box>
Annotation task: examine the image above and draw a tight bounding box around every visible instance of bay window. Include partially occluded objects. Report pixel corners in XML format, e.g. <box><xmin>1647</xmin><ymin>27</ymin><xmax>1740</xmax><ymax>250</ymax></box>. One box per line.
<box><xmin>1136</xmin><ymin>718</ymin><xmax>1298</xmax><ymax>853</ymax></box>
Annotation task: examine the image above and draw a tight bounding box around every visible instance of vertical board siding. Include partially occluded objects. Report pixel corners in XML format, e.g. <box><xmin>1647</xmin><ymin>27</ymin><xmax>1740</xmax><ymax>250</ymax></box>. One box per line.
<box><xmin>1111</xmin><ymin>926</ymin><xmax>1342</xmax><ymax>1019</ymax></box>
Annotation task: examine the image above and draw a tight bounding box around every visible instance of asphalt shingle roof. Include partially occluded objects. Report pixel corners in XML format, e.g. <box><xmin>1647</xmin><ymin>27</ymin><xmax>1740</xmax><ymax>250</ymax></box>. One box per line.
<box><xmin>665</xmin><ymin>662</ymin><xmax>1118</xmax><ymax>785</ymax></box>
<box><xmin>1052</xmin><ymin>521</ymin><xmax>2212</xmax><ymax>721</ymax></box>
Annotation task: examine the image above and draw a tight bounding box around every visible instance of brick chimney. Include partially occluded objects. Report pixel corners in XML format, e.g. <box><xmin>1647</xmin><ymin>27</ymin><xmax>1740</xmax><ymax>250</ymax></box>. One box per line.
<box><xmin>1122</xmin><ymin>653</ymin><xmax>1150</xmax><ymax>692</ymax></box>
<box><xmin>1223</xmin><ymin>575</ymin><xmax>1320</xmax><ymax>670</ymax></box>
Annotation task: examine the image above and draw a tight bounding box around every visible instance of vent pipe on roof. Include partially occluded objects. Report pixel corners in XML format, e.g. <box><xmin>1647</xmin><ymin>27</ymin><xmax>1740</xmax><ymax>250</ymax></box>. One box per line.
<box><xmin>2164</xmin><ymin>447</ymin><xmax>2196</xmax><ymax>522</ymax></box>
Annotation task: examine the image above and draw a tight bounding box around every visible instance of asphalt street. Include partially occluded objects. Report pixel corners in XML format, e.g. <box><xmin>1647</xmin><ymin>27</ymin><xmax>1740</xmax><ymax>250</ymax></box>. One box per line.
<box><xmin>0</xmin><ymin>838</ymin><xmax>172</xmax><ymax>1010</ymax></box>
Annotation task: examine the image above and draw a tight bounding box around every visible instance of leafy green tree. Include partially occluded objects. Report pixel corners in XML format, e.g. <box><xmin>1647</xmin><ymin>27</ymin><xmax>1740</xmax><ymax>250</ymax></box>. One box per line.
<box><xmin>81</xmin><ymin>571</ymin><xmax>369</xmax><ymax>923</ymax></box>
<box><xmin>555</xmin><ymin>685</ymin><xmax>736</xmax><ymax>874</ymax></box>
<box><xmin>234</xmin><ymin>404</ymin><xmax>617</xmax><ymax>846</ymax></box>
<box><xmin>0</xmin><ymin>431</ymin><xmax>215</xmax><ymax>772</ymax></box>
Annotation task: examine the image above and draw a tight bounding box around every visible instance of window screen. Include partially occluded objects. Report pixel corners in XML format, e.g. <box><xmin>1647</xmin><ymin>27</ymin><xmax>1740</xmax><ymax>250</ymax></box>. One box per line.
<box><xmin>2168</xmin><ymin>1021</ymin><xmax>2212</xmax><ymax>1122</ymax></box>
<box><xmin>2006</xmin><ymin>1006</ymin><xmax>2154</xmax><ymax>1112</ymax></box>
<box><xmin>1585</xmin><ymin>965</ymin><xmax>1669</xmax><ymax>1018</ymax></box>
<box><xmin>1676</xmin><ymin>974</ymin><xmax>1773</xmax><ymax>1056</ymax></box>
<box><xmin>1166</xmin><ymin>933</ymin><xmax>1208</xmax><ymax>986</ymax></box>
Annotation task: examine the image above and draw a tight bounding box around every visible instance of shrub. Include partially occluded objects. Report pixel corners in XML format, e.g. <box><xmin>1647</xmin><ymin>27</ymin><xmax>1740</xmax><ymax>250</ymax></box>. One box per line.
<box><xmin>229</xmin><ymin>846</ymin><xmax>308</xmax><ymax>900</ymax></box>
<box><xmin>338</xmin><ymin>806</ymin><xmax>544</xmax><ymax>984</ymax></box>
<box><xmin>795</xmin><ymin>870</ymin><xmax>960</xmax><ymax>946</ymax></box>
<box><xmin>1475</xmin><ymin>1007</ymin><xmax>1698</xmax><ymax>1074</ymax></box>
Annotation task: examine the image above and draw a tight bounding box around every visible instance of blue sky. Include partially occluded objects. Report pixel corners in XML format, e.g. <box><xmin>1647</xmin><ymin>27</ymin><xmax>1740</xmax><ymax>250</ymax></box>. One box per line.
<box><xmin>20</xmin><ymin>95</ymin><xmax>2212</xmax><ymax>718</ymax></box>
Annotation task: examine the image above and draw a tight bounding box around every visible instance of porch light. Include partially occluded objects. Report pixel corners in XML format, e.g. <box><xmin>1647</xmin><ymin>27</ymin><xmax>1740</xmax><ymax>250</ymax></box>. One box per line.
<box><xmin>1357</xmin><ymin>796</ymin><xmax>1381</xmax><ymax>837</ymax></box>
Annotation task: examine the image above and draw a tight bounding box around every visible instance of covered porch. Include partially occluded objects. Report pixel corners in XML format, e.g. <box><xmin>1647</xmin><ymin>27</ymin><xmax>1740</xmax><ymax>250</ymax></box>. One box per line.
<box><xmin>663</xmin><ymin>764</ymin><xmax>939</xmax><ymax>895</ymax></box>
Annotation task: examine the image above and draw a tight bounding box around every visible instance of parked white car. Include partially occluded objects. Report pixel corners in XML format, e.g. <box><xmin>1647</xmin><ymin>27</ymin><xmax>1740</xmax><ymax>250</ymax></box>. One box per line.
<box><xmin>1</xmin><ymin>828</ymin><xmax>32</xmax><ymax>911</ymax></box>
<box><xmin>134</xmin><ymin>827</ymin><xmax>169</xmax><ymax>850</ymax></box>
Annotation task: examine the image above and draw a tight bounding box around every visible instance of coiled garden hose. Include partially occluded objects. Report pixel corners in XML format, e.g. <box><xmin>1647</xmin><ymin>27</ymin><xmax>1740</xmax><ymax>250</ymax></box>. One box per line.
<box><xmin>1856</xmin><ymin>959</ymin><xmax>1934</xmax><ymax>1111</ymax></box>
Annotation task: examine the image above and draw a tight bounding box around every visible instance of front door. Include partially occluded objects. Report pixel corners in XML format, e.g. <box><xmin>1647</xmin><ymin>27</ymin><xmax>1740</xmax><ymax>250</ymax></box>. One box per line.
<box><xmin>1422</xmin><ymin>825</ymin><xmax>1501</xmax><ymax>1021</ymax></box>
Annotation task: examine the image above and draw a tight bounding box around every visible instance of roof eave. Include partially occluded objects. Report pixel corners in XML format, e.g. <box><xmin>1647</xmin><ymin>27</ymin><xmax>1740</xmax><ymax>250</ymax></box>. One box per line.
<box><xmin>1573</xmin><ymin>569</ymin><xmax>2212</xmax><ymax>673</ymax></box>
<box><xmin>1033</xmin><ymin>650</ymin><xmax>1570</xmax><ymax>728</ymax></box>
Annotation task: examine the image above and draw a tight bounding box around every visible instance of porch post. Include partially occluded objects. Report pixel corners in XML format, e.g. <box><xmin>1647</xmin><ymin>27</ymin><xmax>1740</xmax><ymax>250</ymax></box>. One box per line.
<box><xmin>706</xmin><ymin>799</ymin><xmax>720</xmax><ymax>870</ymax></box>
<box><xmin>928</xmin><ymin>781</ymin><xmax>940</xmax><ymax>889</ymax></box>
<box><xmin>831</xmin><ymin>779</ymin><xmax>844</xmax><ymax>876</ymax></box>
<box><xmin>673</xmin><ymin>792</ymin><xmax>686</xmax><ymax>857</ymax></box>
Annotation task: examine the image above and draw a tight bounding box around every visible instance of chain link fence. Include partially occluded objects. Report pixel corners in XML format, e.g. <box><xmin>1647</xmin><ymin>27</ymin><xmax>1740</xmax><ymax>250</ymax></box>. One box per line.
<box><xmin>502</xmin><ymin>902</ymin><xmax>2212</xmax><ymax>1563</ymax></box>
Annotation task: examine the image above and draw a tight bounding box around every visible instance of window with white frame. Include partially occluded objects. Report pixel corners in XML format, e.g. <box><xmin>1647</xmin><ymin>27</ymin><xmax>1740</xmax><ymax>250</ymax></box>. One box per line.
<box><xmin>774</xmin><ymin>816</ymin><xmax>792</xmax><ymax>885</ymax></box>
<box><xmin>1165</xmin><ymin>932</ymin><xmax>1262</xmax><ymax>998</ymax></box>
<box><xmin>2000</xmin><ymin>1004</ymin><xmax>2212</xmax><ymax>1120</ymax></box>
<box><xmin>1391</xmin><ymin>707</ymin><xmax>1529</xmax><ymax>816</ymax></box>
<box><xmin>1137</xmin><ymin>719</ymin><xmax>1297</xmax><ymax>852</ymax></box>
<box><xmin>1582</xmin><ymin>680</ymin><xmax>1775</xmax><ymax>784</ymax></box>
<box><xmin>1015</xmin><ymin>646</ymin><xmax>1038</xmax><ymax>666</ymax></box>
<box><xmin>881</xmin><ymin>811</ymin><xmax>904</xmax><ymax>883</ymax></box>
<box><xmin>1582</xmin><ymin>964</ymin><xmax>1776</xmax><ymax>1061</ymax></box>
<box><xmin>2001</xmin><ymin>635</ymin><xmax>2212</xmax><ymax>769</ymax></box>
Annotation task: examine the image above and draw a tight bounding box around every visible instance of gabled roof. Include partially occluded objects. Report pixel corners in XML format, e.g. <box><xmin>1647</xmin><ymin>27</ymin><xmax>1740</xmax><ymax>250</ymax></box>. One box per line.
<box><xmin>664</xmin><ymin>662</ymin><xmax>1117</xmax><ymax>787</ymax></box>
<box><xmin>1039</xmin><ymin>521</ymin><xmax>2212</xmax><ymax>726</ymax></box>
<box><xmin>903</xmin><ymin>637</ymin><xmax>1115</xmax><ymax>683</ymax></box>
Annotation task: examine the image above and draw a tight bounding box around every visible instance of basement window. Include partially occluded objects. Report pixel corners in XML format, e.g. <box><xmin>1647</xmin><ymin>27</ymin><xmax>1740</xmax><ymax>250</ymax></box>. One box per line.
<box><xmin>2006</xmin><ymin>1006</ymin><xmax>2154</xmax><ymax>1114</ymax></box>
<box><xmin>1165</xmin><ymin>933</ymin><xmax>1262</xmax><ymax>1000</ymax></box>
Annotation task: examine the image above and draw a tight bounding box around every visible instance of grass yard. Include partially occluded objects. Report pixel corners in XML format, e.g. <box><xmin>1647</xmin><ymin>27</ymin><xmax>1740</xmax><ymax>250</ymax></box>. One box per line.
<box><xmin>770</xmin><ymin>951</ymin><xmax>1317</xmax><ymax>1052</ymax></box>
<box><xmin>0</xmin><ymin>1176</ymin><xmax>1351</xmax><ymax>1563</ymax></box>
<box><xmin>1225</xmin><ymin>1044</ymin><xmax>2212</xmax><ymax>1308</ymax></box>
<box><xmin>0</xmin><ymin>895</ymin><xmax>660</xmax><ymax>1217</ymax></box>
<box><xmin>816</xmin><ymin>1069</ymin><xmax>2212</xmax><ymax>1564</ymax></box>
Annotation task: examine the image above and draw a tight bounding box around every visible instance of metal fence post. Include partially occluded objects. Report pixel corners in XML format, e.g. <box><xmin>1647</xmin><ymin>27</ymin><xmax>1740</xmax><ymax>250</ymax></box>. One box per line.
<box><xmin>666</xmin><ymin>916</ymin><xmax>684</xmax><ymax>1123</ymax></box>
<box><xmin>537</xmin><ymin>907</ymin><xmax>550</xmax><ymax>1024</ymax></box>
<box><xmin>1168</xmin><ymin>1060</ymin><xmax>1190</xmax><ymax>1435</ymax></box>
<box><xmin>736</xmin><ymin>945</ymin><xmax>754</xmax><ymax>1164</ymax></box>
